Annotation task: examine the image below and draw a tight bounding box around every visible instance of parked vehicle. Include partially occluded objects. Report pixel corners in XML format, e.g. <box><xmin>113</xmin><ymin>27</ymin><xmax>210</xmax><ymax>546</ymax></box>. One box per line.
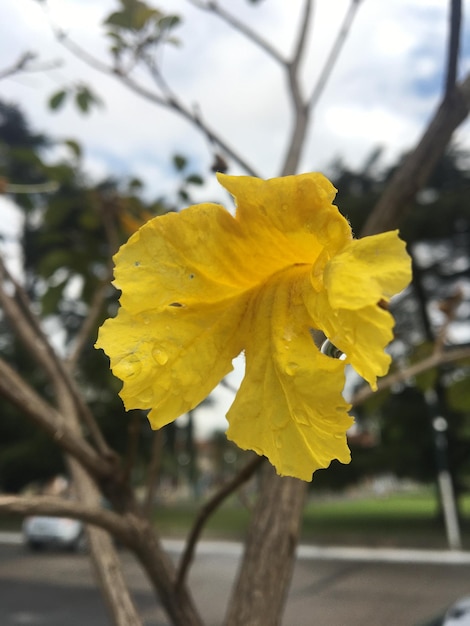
<box><xmin>442</xmin><ymin>597</ymin><xmax>470</xmax><ymax>626</ymax></box>
<box><xmin>22</xmin><ymin>515</ymin><xmax>85</xmax><ymax>552</ymax></box>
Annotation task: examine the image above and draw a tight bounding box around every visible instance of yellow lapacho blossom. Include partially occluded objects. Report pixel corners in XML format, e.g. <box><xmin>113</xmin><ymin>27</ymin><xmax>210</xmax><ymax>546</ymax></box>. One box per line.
<box><xmin>96</xmin><ymin>173</ymin><xmax>411</xmax><ymax>481</ymax></box>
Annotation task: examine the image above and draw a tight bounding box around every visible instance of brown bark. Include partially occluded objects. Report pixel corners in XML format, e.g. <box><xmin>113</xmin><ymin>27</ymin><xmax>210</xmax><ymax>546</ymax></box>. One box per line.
<box><xmin>224</xmin><ymin>465</ymin><xmax>307</xmax><ymax>626</ymax></box>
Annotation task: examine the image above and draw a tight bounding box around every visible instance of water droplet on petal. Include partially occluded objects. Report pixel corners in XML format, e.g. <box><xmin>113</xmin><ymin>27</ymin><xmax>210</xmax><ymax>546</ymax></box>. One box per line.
<box><xmin>152</xmin><ymin>349</ymin><xmax>169</xmax><ymax>365</ymax></box>
<box><xmin>321</xmin><ymin>339</ymin><xmax>345</xmax><ymax>360</ymax></box>
<box><xmin>285</xmin><ymin>362</ymin><xmax>298</xmax><ymax>376</ymax></box>
<box><xmin>115</xmin><ymin>357</ymin><xmax>141</xmax><ymax>381</ymax></box>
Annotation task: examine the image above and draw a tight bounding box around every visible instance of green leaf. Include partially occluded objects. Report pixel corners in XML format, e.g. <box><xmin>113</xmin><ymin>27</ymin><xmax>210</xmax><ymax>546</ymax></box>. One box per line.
<box><xmin>104</xmin><ymin>10</ymin><xmax>131</xmax><ymax>29</ymax></box>
<box><xmin>48</xmin><ymin>90</ymin><xmax>68</xmax><ymax>111</ymax></box>
<box><xmin>74</xmin><ymin>86</ymin><xmax>103</xmax><ymax>115</ymax></box>
<box><xmin>129</xmin><ymin>177</ymin><xmax>143</xmax><ymax>190</ymax></box>
<box><xmin>158</xmin><ymin>15</ymin><xmax>181</xmax><ymax>31</ymax></box>
<box><xmin>63</xmin><ymin>139</ymin><xmax>82</xmax><ymax>159</ymax></box>
<box><xmin>185</xmin><ymin>174</ymin><xmax>204</xmax><ymax>186</ymax></box>
<box><xmin>75</xmin><ymin>89</ymin><xmax>90</xmax><ymax>113</ymax></box>
<box><xmin>173</xmin><ymin>154</ymin><xmax>187</xmax><ymax>171</ymax></box>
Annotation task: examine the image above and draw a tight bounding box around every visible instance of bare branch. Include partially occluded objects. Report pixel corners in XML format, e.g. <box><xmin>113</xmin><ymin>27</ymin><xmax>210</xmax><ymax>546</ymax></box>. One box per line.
<box><xmin>122</xmin><ymin>410</ymin><xmax>142</xmax><ymax>483</ymax></box>
<box><xmin>186</xmin><ymin>0</ymin><xmax>286</xmax><ymax>65</ymax></box>
<box><xmin>362</xmin><ymin>71</ymin><xmax>470</xmax><ymax>236</ymax></box>
<box><xmin>143</xmin><ymin>429</ymin><xmax>164</xmax><ymax>517</ymax></box>
<box><xmin>0</xmin><ymin>357</ymin><xmax>110</xmax><ymax>479</ymax></box>
<box><xmin>280</xmin><ymin>1</ymin><xmax>314</xmax><ymax>176</ymax></box>
<box><xmin>176</xmin><ymin>455</ymin><xmax>264</xmax><ymax>590</ymax></box>
<box><xmin>0</xmin><ymin>52</ymin><xmax>61</xmax><ymax>81</ymax></box>
<box><xmin>308</xmin><ymin>0</ymin><xmax>362</xmax><ymax>110</ymax></box>
<box><xmin>0</xmin><ymin>495</ymin><xmax>132</xmax><ymax>542</ymax></box>
<box><xmin>2</xmin><ymin>181</ymin><xmax>60</xmax><ymax>194</ymax></box>
<box><xmin>0</xmin><ymin>258</ymin><xmax>114</xmax><ymax>458</ymax></box>
<box><xmin>444</xmin><ymin>0</ymin><xmax>462</xmax><ymax>98</ymax></box>
<box><xmin>291</xmin><ymin>0</ymin><xmax>313</xmax><ymax>69</ymax></box>
<box><xmin>0</xmin><ymin>257</ymin><xmax>60</xmax><ymax>384</ymax></box>
<box><xmin>52</xmin><ymin>27</ymin><xmax>259</xmax><ymax>176</ymax></box>
<box><xmin>66</xmin><ymin>281</ymin><xmax>108</xmax><ymax>369</ymax></box>
<box><xmin>351</xmin><ymin>344</ymin><xmax>470</xmax><ymax>406</ymax></box>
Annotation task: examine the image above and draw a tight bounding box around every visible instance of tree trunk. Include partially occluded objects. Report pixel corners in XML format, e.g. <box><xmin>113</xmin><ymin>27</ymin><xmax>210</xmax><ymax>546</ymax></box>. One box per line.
<box><xmin>224</xmin><ymin>465</ymin><xmax>307</xmax><ymax>626</ymax></box>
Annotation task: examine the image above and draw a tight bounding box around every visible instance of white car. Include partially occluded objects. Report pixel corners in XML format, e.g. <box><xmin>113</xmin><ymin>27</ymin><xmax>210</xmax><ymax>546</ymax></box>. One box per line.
<box><xmin>22</xmin><ymin>515</ymin><xmax>85</xmax><ymax>551</ymax></box>
<box><xmin>443</xmin><ymin>597</ymin><xmax>470</xmax><ymax>625</ymax></box>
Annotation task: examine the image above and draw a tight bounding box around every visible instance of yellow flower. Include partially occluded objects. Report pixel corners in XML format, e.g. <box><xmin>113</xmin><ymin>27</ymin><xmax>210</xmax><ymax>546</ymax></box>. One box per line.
<box><xmin>96</xmin><ymin>173</ymin><xmax>411</xmax><ymax>481</ymax></box>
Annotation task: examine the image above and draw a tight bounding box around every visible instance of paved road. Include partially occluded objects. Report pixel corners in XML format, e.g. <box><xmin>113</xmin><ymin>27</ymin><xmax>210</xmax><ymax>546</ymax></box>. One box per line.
<box><xmin>1</xmin><ymin>537</ymin><xmax>470</xmax><ymax>625</ymax></box>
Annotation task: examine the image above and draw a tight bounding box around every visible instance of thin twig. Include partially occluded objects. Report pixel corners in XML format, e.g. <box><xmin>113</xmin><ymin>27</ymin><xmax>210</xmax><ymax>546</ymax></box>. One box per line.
<box><xmin>143</xmin><ymin>429</ymin><xmax>164</xmax><ymax>518</ymax></box>
<box><xmin>122</xmin><ymin>410</ymin><xmax>142</xmax><ymax>483</ymax></box>
<box><xmin>0</xmin><ymin>495</ymin><xmax>132</xmax><ymax>543</ymax></box>
<box><xmin>66</xmin><ymin>282</ymin><xmax>109</xmax><ymax>370</ymax></box>
<box><xmin>3</xmin><ymin>181</ymin><xmax>60</xmax><ymax>194</ymax></box>
<box><xmin>0</xmin><ymin>356</ymin><xmax>111</xmax><ymax>479</ymax></box>
<box><xmin>291</xmin><ymin>0</ymin><xmax>313</xmax><ymax>69</ymax></box>
<box><xmin>0</xmin><ymin>52</ymin><xmax>61</xmax><ymax>81</ymax></box>
<box><xmin>351</xmin><ymin>344</ymin><xmax>470</xmax><ymax>406</ymax></box>
<box><xmin>433</xmin><ymin>289</ymin><xmax>463</xmax><ymax>355</ymax></box>
<box><xmin>0</xmin><ymin>257</ymin><xmax>114</xmax><ymax>458</ymax></box>
<box><xmin>308</xmin><ymin>0</ymin><xmax>362</xmax><ymax>110</ymax></box>
<box><xmin>51</xmin><ymin>26</ymin><xmax>259</xmax><ymax>176</ymax></box>
<box><xmin>444</xmin><ymin>0</ymin><xmax>462</xmax><ymax>98</ymax></box>
<box><xmin>175</xmin><ymin>455</ymin><xmax>264</xmax><ymax>590</ymax></box>
<box><xmin>186</xmin><ymin>0</ymin><xmax>286</xmax><ymax>65</ymax></box>
<box><xmin>280</xmin><ymin>0</ymin><xmax>314</xmax><ymax>176</ymax></box>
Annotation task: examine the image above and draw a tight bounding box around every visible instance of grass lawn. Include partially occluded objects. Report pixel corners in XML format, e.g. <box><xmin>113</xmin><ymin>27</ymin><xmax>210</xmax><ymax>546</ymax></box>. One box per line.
<box><xmin>301</xmin><ymin>491</ymin><xmax>470</xmax><ymax>548</ymax></box>
<box><xmin>2</xmin><ymin>488</ymin><xmax>469</xmax><ymax>550</ymax></box>
<box><xmin>152</xmin><ymin>489</ymin><xmax>470</xmax><ymax>550</ymax></box>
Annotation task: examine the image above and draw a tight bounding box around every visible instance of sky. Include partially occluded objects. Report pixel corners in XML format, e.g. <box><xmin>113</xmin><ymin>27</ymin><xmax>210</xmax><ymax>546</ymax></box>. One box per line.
<box><xmin>1</xmin><ymin>0</ymin><xmax>470</xmax><ymax>437</ymax></box>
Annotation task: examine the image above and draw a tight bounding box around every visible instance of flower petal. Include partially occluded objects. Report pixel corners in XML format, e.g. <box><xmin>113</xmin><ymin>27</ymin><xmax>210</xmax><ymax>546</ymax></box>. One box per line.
<box><xmin>226</xmin><ymin>266</ymin><xmax>353</xmax><ymax>481</ymax></box>
<box><xmin>113</xmin><ymin>203</ymin><xmax>257</xmax><ymax>314</ymax></box>
<box><xmin>304</xmin><ymin>231</ymin><xmax>411</xmax><ymax>389</ymax></box>
<box><xmin>218</xmin><ymin>172</ymin><xmax>353</xmax><ymax>262</ymax></box>
<box><xmin>96</xmin><ymin>295</ymin><xmax>248</xmax><ymax>428</ymax></box>
<box><xmin>324</xmin><ymin>231</ymin><xmax>411</xmax><ymax>310</ymax></box>
<box><xmin>308</xmin><ymin>291</ymin><xmax>395</xmax><ymax>388</ymax></box>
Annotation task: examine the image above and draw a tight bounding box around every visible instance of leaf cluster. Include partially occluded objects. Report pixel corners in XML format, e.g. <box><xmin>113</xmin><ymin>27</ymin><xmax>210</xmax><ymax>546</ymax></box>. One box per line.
<box><xmin>104</xmin><ymin>0</ymin><xmax>181</xmax><ymax>66</ymax></box>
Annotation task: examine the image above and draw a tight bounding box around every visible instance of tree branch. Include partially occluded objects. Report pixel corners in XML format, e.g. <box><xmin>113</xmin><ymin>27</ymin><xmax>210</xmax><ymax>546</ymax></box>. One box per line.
<box><xmin>176</xmin><ymin>455</ymin><xmax>264</xmax><ymax>590</ymax></box>
<box><xmin>0</xmin><ymin>258</ymin><xmax>114</xmax><ymax>458</ymax></box>
<box><xmin>280</xmin><ymin>0</ymin><xmax>313</xmax><ymax>176</ymax></box>
<box><xmin>291</xmin><ymin>0</ymin><xmax>313</xmax><ymax>69</ymax></box>
<box><xmin>444</xmin><ymin>0</ymin><xmax>462</xmax><ymax>98</ymax></box>
<box><xmin>351</xmin><ymin>344</ymin><xmax>470</xmax><ymax>406</ymax></box>
<box><xmin>308</xmin><ymin>0</ymin><xmax>362</xmax><ymax>110</ymax></box>
<box><xmin>0</xmin><ymin>52</ymin><xmax>61</xmax><ymax>81</ymax></box>
<box><xmin>66</xmin><ymin>282</ymin><xmax>109</xmax><ymax>370</ymax></box>
<box><xmin>0</xmin><ymin>495</ymin><xmax>132</xmax><ymax>542</ymax></box>
<box><xmin>0</xmin><ymin>357</ymin><xmax>111</xmax><ymax>479</ymax></box>
<box><xmin>142</xmin><ymin>429</ymin><xmax>164</xmax><ymax>518</ymax></box>
<box><xmin>51</xmin><ymin>27</ymin><xmax>259</xmax><ymax>176</ymax></box>
<box><xmin>362</xmin><ymin>71</ymin><xmax>470</xmax><ymax>236</ymax></box>
<box><xmin>224</xmin><ymin>465</ymin><xmax>307</xmax><ymax>626</ymax></box>
<box><xmin>186</xmin><ymin>0</ymin><xmax>286</xmax><ymax>65</ymax></box>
